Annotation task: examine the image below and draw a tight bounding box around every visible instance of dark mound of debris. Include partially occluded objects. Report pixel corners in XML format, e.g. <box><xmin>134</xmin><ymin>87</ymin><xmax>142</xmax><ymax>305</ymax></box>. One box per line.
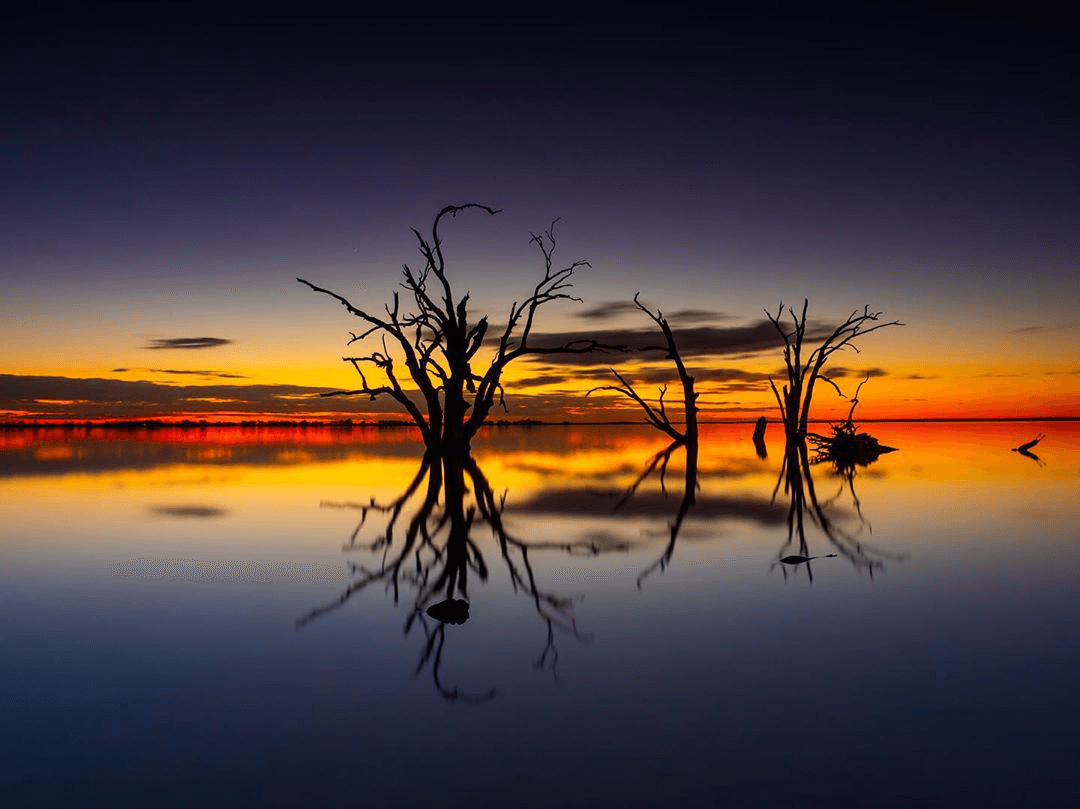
<box><xmin>809</xmin><ymin>420</ymin><xmax>896</xmax><ymax>468</ymax></box>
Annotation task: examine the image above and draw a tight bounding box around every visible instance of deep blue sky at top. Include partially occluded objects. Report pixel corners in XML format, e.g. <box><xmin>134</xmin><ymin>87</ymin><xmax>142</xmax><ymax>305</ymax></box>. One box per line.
<box><xmin>2</xmin><ymin>2</ymin><xmax>1078</xmax><ymax>345</ymax></box>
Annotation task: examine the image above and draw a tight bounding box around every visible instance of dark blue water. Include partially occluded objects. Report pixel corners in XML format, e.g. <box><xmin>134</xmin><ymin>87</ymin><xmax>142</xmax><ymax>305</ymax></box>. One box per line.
<box><xmin>2</xmin><ymin>424</ymin><xmax>1078</xmax><ymax>806</ymax></box>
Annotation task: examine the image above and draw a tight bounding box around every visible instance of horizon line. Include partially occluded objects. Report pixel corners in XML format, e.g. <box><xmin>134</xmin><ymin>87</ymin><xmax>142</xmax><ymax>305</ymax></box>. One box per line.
<box><xmin>2</xmin><ymin>416</ymin><xmax>1078</xmax><ymax>429</ymax></box>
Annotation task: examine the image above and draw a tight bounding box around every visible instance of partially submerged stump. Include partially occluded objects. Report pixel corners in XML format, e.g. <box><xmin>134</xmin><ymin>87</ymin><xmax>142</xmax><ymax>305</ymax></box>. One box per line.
<box><xmin>752</xmin><ymin>416</ymin><xmax>768</xmax><ymax>459</ymax></box>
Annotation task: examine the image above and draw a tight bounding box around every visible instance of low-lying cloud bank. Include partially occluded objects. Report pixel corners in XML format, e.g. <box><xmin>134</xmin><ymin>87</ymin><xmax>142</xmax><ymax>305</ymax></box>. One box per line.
<box><xmin>0</xmin><ymin>374</ymin><xmax>354</xmax><ymax>419</ymax></box>
<box><xmin>4</xmin><ymin>373</ymin><xmax>754</xmax><ymax>421</ymax></box>
<box><xmin>526</xmin><ymin>319</ymin><xmax>838</xmax><ymax>365</ymax></box>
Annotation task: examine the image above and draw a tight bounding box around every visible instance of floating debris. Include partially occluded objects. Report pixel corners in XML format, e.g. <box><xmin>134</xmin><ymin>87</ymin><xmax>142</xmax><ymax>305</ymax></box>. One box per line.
<box><xmin>807</xmin><ymin>376</ymin><xmax>895</xmax><ymax>468</ymax></box>
<box><xmin>779</xmin><ymin>553</ymin><xmax>837</xmax><ymax>565</ymax></box>
<box><xmin>1012</xmin><ymin>434</ymin><xmax>1045</xmax><ymax>453</ymax></box>
<box><xmin>809</xmin><ymin>420</ymin><xmax>896</xmax><ymax>468</ymax></box>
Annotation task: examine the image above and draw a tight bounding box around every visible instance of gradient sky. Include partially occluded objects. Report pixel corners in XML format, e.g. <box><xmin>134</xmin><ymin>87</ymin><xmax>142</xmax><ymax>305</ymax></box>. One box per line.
<box><xmin>2</xmin><ymin>4</ymin><xmax>1078</xmax><ymax>421</ymax></box>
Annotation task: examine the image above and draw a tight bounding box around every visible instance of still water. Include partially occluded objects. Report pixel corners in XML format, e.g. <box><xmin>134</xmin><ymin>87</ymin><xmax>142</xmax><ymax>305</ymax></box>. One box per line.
<box><xmin>2</xmin><ymin>423</ymin><xmax>1078</xmax><ymax>806</ymax></box>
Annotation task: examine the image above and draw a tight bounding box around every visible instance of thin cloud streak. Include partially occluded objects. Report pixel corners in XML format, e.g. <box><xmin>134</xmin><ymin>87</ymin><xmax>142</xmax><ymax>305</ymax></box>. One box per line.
<box><xmin>114</xmin><ymin>368</ymin><xmax>248</xmax><ymax>379</ymax></box>
<box><xmin>1010</xmin><ymin>322</ymin><xmax>1080</xmax><ymax>335</ymax></box>
<box><xmin>572</xmin><ymin>300</ymin><xmax>732</xmax><ymax>325</ymax></box>
<box><xmin>144</xmin><ymin>337</ymin><xmax>232</xmax><ymax>350</ymax></box>
<box><xmin>149</xmin><ymin>505</ymin><xmax>229</xmax><ymax>519</ymax></box>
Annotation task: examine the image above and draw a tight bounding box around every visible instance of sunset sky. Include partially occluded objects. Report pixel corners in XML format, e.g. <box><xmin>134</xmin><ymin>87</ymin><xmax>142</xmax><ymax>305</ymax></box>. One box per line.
<box><xmin>3</xmin><ymin>4</ymin><xmax>1077</xmax><ymax>422</ymax></box>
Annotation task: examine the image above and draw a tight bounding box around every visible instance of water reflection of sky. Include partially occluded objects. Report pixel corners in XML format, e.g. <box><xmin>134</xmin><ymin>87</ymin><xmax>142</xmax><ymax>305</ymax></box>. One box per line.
<box><xmin>2</xmin><ymin>423</ymin><xmax>1079</xmax><ymax>806</ymax></box>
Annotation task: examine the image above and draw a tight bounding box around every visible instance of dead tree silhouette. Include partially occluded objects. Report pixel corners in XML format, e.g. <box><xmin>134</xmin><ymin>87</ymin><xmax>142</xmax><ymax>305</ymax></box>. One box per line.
<box><xmin>765</xmin><ymin>301</ymin><xmax>902</xmax><ymax>442</ymax></box>
<box><xmin>584</xmin><ymin>294</ymin><xmax>700</xmax><ymax>585</ymax></box>
<box><xmin>300</xmin><ymin>449</ymin><xmax>603</xmax><ymax>698</ymax></box>
<box><xmin>299</xmin><ymin>204</ymin><xmax>617</xmax><ymax>454</ymax></box>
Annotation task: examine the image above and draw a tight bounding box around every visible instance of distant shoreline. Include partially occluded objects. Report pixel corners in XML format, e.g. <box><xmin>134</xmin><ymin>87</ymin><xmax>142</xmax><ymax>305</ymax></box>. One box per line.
<box><xmin>1</xmin><ymin>416</ymin><xmax>1077</xmax><ymax>430</ymax></box>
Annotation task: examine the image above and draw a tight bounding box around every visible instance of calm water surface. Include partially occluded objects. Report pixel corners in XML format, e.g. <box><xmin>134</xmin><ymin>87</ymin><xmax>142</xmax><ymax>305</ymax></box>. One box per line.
<box><xmin>2</xmin><ymin>423</ymin><xmax>1078</xmax><ymax>806</ymax></box>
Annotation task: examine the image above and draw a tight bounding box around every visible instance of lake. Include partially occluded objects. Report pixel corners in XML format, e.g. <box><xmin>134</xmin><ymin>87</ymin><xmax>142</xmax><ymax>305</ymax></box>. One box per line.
<box><xmin>2</xmin><ymin>422</ymin><xmax>1078</xmax><ymax>806</ymax></box>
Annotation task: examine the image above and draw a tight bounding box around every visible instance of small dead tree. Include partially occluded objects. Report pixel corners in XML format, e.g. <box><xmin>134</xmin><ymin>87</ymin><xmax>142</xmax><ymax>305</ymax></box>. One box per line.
<box><xmin>586</xmin><ymin>294</ymin><xmax>698</xmax><ymax>446</ymax></box>
<box><xmin>765</xmin><ymin>300</ymin><xmax>902</xmax><ymax>441</ymax></box>
<box><xmin>299</xmin><ymin>204</ymin><xmax>613</xmax><ymax>453</ymax></box>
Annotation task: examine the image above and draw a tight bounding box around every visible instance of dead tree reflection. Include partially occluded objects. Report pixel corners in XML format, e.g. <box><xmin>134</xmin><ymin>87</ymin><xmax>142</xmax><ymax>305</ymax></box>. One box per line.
<box><xmin>631</xmin><ymin>441</ymin><xmax>699</xmax><ymax>586</ymax></box>
<box><xmin>772</xmin><ymin>438</ymin><xmax>904</xmax><ymax>582</ymax></box>
<box><xmin>300</xmin><ymin>450</ymin><xmax>597</xmax><ymax>699</ymax></box>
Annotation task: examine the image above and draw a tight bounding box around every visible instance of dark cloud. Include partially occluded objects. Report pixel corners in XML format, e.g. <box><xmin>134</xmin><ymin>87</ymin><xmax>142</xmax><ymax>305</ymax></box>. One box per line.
<box><xmin>574</xmin><ymin>366</ymin><xmax>775</xmax><ymax>397</ymax></box>
<box><xmin>151</xmin><ymin>368</ymin><xmax>246</xmax><ymax>379</ymax></box>
<box><xmin>511</xmin><ymin>374</ymin><xmax>573</xmax><ymax>388</ymax></box>
<box><xmin>571</xmin><ymin>300</ymin><xmax>732</xmax><ymax>326</ymax></box>
<box><xmin>0</xmin><ymin>373</ymin><xmax>677</xmax><ymax>422</ymax></box>
<box><xmin>1</xmin><ymin>360</ymin><xmax>785</xmax><ymax>421</ymax></box>
<box><xmin>510</xmin><ymin>363</ymin><xmax>884</xmax><ymax>393</ymax></box>
<box><xmin>525</xmin><ymin>319</ymin><xmax>837</xmax><ymax>365</ymax></box>
<box><xmin>903</xmin><ymin>373</ymin><xmax>939</xmax><ymax>380</ymax></box>
<box><xmin>640</xmin><ymin>367</ymin><xmax>772</xmax><ymax>385</ymax></box>
<box><xmin>667</xmin><ymin>309</ymin><xmax>733</xmax><ymax>325</ymax></box>
<box><xmin>144</xmin><ymin>337</ymin><xmax>232</xmax><ymax>350</ymax></box>
<box><xmin>826</xmin><ymin>366</ymin><xmax>888</xmax><ymax>379</ymax></box>
<box><xmin>572</xmin><ymin>301</ymin><xmax>649</xmax><ymax>320</ymax></box>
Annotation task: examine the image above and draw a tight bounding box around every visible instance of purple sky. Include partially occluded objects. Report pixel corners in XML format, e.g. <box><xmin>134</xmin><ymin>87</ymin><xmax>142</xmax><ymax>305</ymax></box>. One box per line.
<box><xmin>2</xmin><ymin>4</ymin><xmax>1078</xmax><ymax>419</ymax></box>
